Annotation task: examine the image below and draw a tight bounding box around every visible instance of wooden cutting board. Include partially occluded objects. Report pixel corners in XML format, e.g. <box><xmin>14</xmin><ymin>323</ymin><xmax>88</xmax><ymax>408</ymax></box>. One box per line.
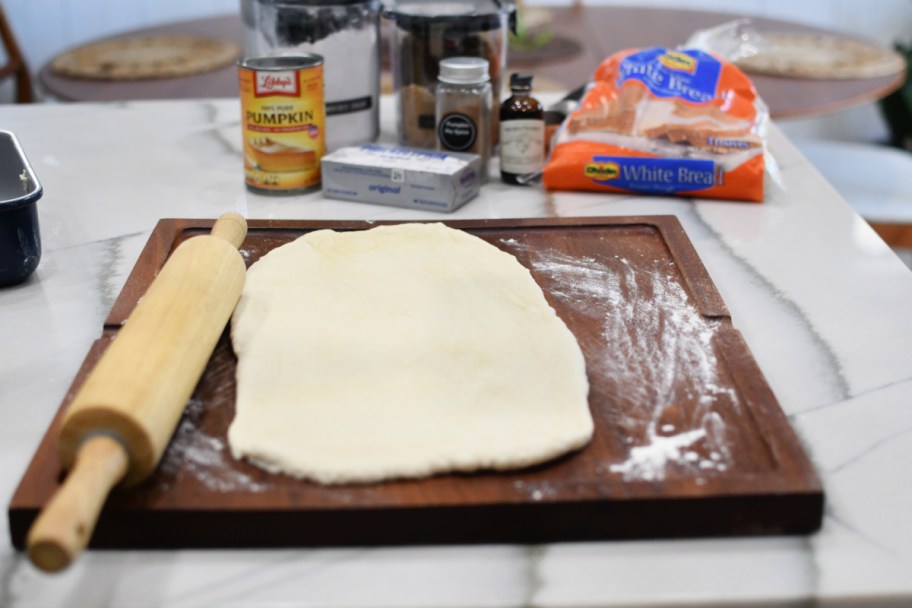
<box><xmin>9</xmin><ymin>216</ymin><xmax>823</xmax><ymax>549</ymax></box>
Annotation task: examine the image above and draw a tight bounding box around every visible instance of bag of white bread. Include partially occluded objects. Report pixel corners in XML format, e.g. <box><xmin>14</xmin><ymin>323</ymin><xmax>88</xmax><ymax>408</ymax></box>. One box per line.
<box><xmin>543</xmin><ymin>47</ymin><xmax>768</xmax><ymax>202</ymax></box>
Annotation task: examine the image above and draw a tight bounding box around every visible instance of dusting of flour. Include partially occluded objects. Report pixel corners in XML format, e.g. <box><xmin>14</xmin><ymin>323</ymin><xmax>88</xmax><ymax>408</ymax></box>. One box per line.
<box><xmin>500</xmin><ymin>237</ymin><xmax>738</xmax><ymax>482</ymax></box>
<box><xmin>160</xmin><ymin>399</ymin><xmax>272</xmax><ymax>493</ymax></box>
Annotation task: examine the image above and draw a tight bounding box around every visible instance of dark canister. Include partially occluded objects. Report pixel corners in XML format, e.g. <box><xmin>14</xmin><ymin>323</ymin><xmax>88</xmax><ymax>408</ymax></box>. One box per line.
<box><xmin>384</xmin><ymin>0</ymin><xmax>515</xmax><ymax>148</ymax></box>
<box><xmin>0</xmin><ymin>130</ymin><xmax>42</xmax><ymax>286</ymax></box>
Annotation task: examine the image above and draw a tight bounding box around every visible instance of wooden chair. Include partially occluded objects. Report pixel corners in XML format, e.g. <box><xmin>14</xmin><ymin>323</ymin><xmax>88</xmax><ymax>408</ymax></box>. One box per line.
<box><xmin>0</xmin><ymin>2</ymin><xmax>33</xmax><ymax>103</ymax></box>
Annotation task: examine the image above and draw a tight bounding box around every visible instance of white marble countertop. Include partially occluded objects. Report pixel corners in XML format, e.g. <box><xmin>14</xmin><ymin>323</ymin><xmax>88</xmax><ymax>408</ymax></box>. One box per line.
<box><xmin>2</xmin><ymin>96</ymin><xmax>912</xmax><ymax>607</ymax></box>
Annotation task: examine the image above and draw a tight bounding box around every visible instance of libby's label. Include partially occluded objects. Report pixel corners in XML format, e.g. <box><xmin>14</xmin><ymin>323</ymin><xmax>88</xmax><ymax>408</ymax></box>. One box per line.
<box><xmin>239</xmin><ymin>62</ymin><xmax>325</xmax><ymax>192</ymax></box>
<box><xmin>254</xmin><ymin>71</ymin><xmax>300</xmax><ymax>97</ymax></box>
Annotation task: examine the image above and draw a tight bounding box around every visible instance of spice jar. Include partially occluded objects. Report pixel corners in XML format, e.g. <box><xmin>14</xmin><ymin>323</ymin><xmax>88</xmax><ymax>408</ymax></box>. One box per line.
<box><xmin>436</xmin><ymin>57</ymin><xmax>492</xmax><ymax>181</ymax></box>
<box><xmin>241</xmin><ymin>0</ymin><xmax>380</xmax><ymax>150</ymax></box>
<box><xmin>499</xmin><ymin>72</ymin><xmax>544</xmax><ymax>185</ymax></box>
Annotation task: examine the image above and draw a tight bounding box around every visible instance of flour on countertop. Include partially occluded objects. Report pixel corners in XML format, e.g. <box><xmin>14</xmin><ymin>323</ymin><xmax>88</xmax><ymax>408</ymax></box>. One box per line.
<box><xmin>500</xmin><ymin>237</ymin><xmax>738</xmax><ymax>482</ymax></box>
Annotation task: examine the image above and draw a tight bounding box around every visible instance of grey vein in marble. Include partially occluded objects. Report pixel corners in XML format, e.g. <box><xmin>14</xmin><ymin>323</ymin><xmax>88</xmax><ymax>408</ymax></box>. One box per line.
<box><xmin>523</xmin><ymin>545</ymin><xmax>547</xmax><ymax>607</ymax></box>
<box><xmin>164</xmin><ymin>549</ymin><xmax>369</xmax><ymax>607</ymax></box>
<box><xmin>692</xmin><ymin>205</ymin><xmax>851</xmax><ymax>404</ymax></box>
<box><xmin>94</xmin><ymin>231</ymin><xmax>145</xmax><ymax>313</ymax></box>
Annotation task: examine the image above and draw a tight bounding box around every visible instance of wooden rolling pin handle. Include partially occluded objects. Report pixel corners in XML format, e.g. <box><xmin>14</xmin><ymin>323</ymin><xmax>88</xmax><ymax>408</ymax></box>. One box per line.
<box><xmin>27</xmin><ymin>435</ymin><xmax>129</xmax><ymax>573</ymax></box>
<box><xmin>211</xmin><ymin>211</ymin><xmax>247</xmax><ymax>249</ymax></box>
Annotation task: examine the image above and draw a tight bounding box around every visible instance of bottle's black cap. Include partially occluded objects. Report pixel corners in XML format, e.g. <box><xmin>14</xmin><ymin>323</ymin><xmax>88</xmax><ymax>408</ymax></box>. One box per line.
<box><xmin>510</xmin><ymin>72</ymin><xmax>534</xmax><ymax>90</ymax></box>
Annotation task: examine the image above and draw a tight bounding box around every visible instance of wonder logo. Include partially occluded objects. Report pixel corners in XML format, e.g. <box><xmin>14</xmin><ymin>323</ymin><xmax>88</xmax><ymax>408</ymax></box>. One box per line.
<box><xmin>585</xmin><ymin>161</ymin><xmax>620</xmax><ymax>180</ymax></box>
<box><xmin>658</xmin><ymin>51</ymin><xmax>697</xmax><ymax>74</ymax></box>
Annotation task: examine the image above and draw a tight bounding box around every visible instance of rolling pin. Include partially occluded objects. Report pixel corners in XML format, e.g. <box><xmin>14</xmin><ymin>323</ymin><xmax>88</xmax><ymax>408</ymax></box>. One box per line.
<box><xmin>27</xmin><ymin>212</ymin><xmax>248</xmax><ymax>573</ymax></box>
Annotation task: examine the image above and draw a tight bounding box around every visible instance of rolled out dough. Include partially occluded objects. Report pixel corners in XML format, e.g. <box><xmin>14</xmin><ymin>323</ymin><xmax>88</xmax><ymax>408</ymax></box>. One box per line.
<box><xmin>228</xmin><ymin>223</ymin><xmax>592</xmax><ymax>484</ymax></box>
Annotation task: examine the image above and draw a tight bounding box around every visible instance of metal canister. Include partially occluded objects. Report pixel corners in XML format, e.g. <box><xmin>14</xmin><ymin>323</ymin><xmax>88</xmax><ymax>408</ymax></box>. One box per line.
<box><xmin>240</xmin><ymin>0</ymin><xmax>381</xmax><ymax>150</ymax></box>
<box><xmin>238</xmin><ymin>55</ymin><xmax>325</xmax><ymax>194</ymax></box>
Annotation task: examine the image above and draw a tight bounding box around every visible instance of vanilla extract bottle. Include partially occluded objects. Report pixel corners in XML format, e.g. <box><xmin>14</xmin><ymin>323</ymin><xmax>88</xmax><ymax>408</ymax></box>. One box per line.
<box><xmin>499</xmin><ymin>73</ymin><xmax>545</xmax><ymax>185</ymax></box>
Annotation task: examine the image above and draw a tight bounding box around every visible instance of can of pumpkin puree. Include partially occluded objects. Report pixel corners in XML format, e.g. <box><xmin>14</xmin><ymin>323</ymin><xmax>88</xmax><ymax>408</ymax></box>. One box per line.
<box><xmin>238</xmin><ymin>55</ymin><xmax>325</xmax><ymax>194</ymax></box>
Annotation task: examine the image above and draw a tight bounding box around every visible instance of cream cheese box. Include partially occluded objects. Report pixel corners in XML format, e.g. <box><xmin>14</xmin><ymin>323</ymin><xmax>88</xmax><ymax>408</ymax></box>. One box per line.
<box><xmin>321</xmin><ymin>144</ymin><xmax>481</xmax><ymax>212</ymax></box>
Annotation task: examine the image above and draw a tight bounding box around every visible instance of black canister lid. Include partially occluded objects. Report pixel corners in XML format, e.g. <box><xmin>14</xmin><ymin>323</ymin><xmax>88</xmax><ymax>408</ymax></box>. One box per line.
<box><xmin>383</xmin><ymin>0</ymin><xmax>515</xmax><ymax>33</ymax></box>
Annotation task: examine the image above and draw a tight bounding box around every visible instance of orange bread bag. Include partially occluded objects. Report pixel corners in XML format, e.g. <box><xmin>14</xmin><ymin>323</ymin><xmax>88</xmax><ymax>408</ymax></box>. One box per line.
<box><xmin>543</xmin><ymin>47</ymin><xmax>768</xmax><ymax>202</ymax></box>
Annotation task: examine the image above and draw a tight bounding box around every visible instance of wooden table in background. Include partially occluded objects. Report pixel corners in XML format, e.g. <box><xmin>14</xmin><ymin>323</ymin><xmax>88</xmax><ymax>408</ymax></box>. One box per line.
<box><xmin>39</xmin><ymin>6</ymin><xmax>906</xmax><ymax>119</ymax></box>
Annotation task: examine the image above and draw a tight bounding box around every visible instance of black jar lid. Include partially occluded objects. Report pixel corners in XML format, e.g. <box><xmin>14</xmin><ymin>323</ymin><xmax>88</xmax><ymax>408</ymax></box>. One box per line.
<box><xmin>383</xmin><ymin>0</ymin><xmax>515</xmax><ymax>34</ymax></box>
<box><xmin>510</xmin><ymin>72</ymin><xmax>534</xmax><ymax>90</ymax></box>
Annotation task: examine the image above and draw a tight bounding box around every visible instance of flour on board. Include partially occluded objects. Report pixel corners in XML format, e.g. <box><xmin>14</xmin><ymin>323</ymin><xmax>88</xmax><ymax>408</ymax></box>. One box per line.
<box><xmin>501</xmin><ymin>238</ymin><xmax>737</xmax><ymax>482</ymax></box>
